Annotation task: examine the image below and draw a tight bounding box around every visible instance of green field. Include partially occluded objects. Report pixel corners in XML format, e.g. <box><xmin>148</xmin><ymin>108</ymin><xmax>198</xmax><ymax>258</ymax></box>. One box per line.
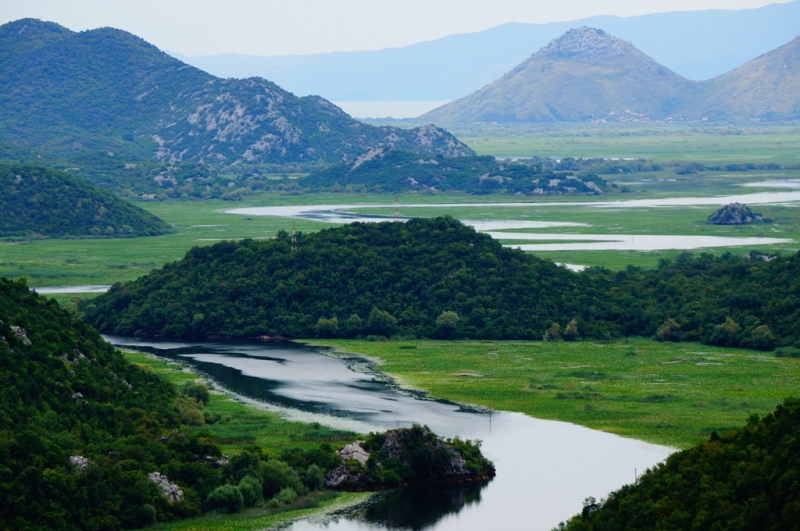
<box><xmin>121</xmin><ymin>350</ymin><xmax>369</xmax><ymax>531</ymax></box>
<box><xmin>306</xmin><ymin>338</ymin><xmax>800</xmax><ymax>449</ymax></box>
<box><xmin>454</xmin><ymin>124</ymin><xmax>800</xmax><ymax>164</ymax></box>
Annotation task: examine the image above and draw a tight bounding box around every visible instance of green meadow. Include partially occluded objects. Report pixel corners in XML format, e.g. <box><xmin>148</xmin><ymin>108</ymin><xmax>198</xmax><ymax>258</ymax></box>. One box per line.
<box><xmin>307</xmin><ymin>338</ymin><xmax>800</xmax><ymax>449</ymax></box>
<box><xmin>455</xmin><ymin>124</ymin><xmax>800</xmax><ymax>165</ymax></box>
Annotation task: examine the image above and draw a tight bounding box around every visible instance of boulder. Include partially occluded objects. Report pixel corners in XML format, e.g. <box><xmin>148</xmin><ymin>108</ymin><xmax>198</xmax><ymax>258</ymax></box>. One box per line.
<box><xmin>708</xmin><ymin>203</ymin><xmax>771</xmax><ymax>225</ymax></box>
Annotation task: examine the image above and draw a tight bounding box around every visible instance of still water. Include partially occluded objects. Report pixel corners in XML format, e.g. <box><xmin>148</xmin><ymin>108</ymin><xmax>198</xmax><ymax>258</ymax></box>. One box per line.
<box><xmin>106</xmin><ymin>337</ymin><xmax>672</xmax><ymax>531</ymax></box>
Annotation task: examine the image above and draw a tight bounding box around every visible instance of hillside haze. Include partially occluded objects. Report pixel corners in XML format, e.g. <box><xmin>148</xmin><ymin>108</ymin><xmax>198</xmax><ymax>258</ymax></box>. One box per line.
<box><xmin>0</xmin><ymin>19</ymin><xmax>473</xmax><ymax>165</ymax></box>
<box><xmin>703</xmin><ymin>35</ymin><xmax>800</xmax><ymax>122</ymax></box>
<box><xmin>423</xmin><ymin>28</ymin><xmax>698</xmax><ymax>123</ymax></box>
<box><xmin>174</xmin><ymin>1</ymin><xmax>800</xmax><ymax>102</ymax></box>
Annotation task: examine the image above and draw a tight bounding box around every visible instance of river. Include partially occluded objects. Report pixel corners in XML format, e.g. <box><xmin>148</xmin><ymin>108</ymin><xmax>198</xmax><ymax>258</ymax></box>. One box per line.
<box><xmin>106</xmin><ymin>336</ymin><xmax>673</xmax><ymax>531</ymax></box>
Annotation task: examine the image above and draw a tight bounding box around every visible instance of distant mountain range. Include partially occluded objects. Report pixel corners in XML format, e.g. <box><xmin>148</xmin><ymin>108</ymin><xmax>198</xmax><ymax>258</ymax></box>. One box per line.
<box><xmin>422</xmin><ymin>28</ymin><xmax>800</xmax><ymax>124</ymax></box>
<box><xmin>172</xmin><ymin>1</ymin><xmax>800</xmax><ymax>102</ymax></box>
<box><xmin>0</xmin><ymin>19</ymin><xmax>473</xmax><ymax>166</ymax></box>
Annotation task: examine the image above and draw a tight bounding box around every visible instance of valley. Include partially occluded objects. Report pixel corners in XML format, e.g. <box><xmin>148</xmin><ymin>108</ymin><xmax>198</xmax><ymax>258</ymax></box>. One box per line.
<box><xmin>2</xmin><ymin>7</ymin><xmax>800</xmax><ymax>530</ymax></box>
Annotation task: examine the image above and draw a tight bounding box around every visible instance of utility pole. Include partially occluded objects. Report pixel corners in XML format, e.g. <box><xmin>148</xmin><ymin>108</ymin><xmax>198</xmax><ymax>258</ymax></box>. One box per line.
<box><xmin>291</xmin><ymin>222</ymin><xmax>297</xmax><ymax>253</ymax></box>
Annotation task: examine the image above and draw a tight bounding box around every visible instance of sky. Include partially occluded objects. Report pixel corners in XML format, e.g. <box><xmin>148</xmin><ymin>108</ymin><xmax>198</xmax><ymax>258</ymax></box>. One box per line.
<box><xmin>0</xmin><ymin>0</ymin><xmax>792</xmax><ymax>56</ymax></box>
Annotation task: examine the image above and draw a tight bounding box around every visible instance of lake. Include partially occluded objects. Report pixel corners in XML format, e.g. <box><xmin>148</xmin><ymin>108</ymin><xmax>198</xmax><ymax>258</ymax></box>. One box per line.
<box><xmin>106</xmin><ymin>336</ymin><xmax>673</xmax><ymax>531</ymax></box>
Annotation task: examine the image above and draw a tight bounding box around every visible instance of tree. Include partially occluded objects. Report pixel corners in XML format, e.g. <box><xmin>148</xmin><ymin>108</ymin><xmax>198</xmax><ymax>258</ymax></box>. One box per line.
<box><xmin>315</xmin><ymin>317</ymin><xmax>338</xmax><ymax>338</ymax></box>
<box><xmin>435</xmin><ymin>311</ymin><xmax>460</xmax><ymax>338</ymax></box>
<box><xmin>710</xmin><ymin>317</ymin><xmax>740</xmax><ymax>346</ymax></box>
<box><xmin>563</xmin><ymin>318</ymin><xmax>579</xmax><ymax>341</ymax></box>
<box><xmin>367</xmin><ymin>307</ymin><xmax>397</xmax><ymax>337</ymax></box>
<box><xmin>204</xmin><ymin>485</ymin><xmax>244</xmax><ymax>514</ymax></box>
<box><xmin>751</xmin><ymin>324</ymin><xmax>776</xmax><ymax>351</ymax></box>
<box><xmin>305</xmin><ymin>464</ymin><xmax>324</xmax><ymax>491</ymax></box>
<box><xmin>655</xmin><ymin>319</ymin><xmax>681</xmax><ymax>342</ymax></box>
<box><xmin>544</xmin><ymin>322</ymin><xmax>562</xmax><ymax>341</ymax></box>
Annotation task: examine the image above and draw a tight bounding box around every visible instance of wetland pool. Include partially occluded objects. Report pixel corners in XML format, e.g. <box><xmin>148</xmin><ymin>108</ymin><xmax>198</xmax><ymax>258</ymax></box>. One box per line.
<box><xmin>106</xmin><ymin>336</ymin><xmax>672</xmax><ymax>531</ymax></box>
<box><xmin>226</xmin><ymin>189</ymin><xmax>799</xmax><ymax>252</ymax></box>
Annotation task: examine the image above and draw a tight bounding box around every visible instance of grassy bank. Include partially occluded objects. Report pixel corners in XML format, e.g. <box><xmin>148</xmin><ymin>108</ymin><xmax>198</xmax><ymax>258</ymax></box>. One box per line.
<box><xmin>121</xmin><ymin>350</ymin><xmax>370</xmax><ymax>530</ymax></box>
<box><xmin>306</xmin><ymin>338</ymin><xmax>800</xmax><ymax>449</ymax></box>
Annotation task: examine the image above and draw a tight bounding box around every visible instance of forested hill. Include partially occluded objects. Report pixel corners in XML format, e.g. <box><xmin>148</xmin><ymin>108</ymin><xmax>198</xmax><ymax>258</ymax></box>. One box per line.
<box><xmin>557</xmin><ymin>397</ymin><xmax>800</xmax><ymax>531</ymax></box>
<box><xmin>83</xmin><ymin>218</ymin><xmax>800</xmax><ymax>349</ymax></box>
<box><xmin>0</xmin><ymin>164</ymin><xmax>171</xmax><ymax>238</ymax></box>
<box><xmin>0</xmin><ymin>278</ymin><xmax>224</xmax><ymax>529</ymax></box>
<box><xmin>303</xmin><ymin>149</ymin><xmax>611</xmax><ymax>195</ymax></box>
<box><xmin>0</xmin><ymin>18</ymin><xmax>473</xmax><ymax>165</ymax></box>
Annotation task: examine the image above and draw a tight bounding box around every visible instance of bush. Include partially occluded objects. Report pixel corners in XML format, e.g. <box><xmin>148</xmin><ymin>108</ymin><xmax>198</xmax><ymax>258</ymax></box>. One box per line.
<box><xmin>182</xmin><ymin>381</ymin><xmax>211</xmax><ymax>406</ymax></box>
<box><xmin>775</xmin><ymin>346</ymin><xmax>800</xmax><ymax>358</ymax></box>
<box><xmin>655</xmin><ymin>319</ymin><xmax>681</xmax><ymax>342</ymax></box>
<box><xmin>275</xmin><ymin>487</ymin><xmax>298</xmax><ymax>505</ymax></box>
<box><xmin>367</xmin><ymin>307</ymin><xmax>397</xmax><ymax>337</ymax></box>
<box><xmin>204</xmin><ymin>485</ymin><xmax>244</xmax><ymax>514</ymax></box>
<box><xmin>175</xmin><ymin>396</ymin><xmax>205</xmax><ymax>426</ymax></box>
<box><xmin>238</xmin><ymin>475</ymin><xmax>263</xmax><ymax>507</ymax></box>
<box><xmin>305</xmin><ymin>464</ymin><xmax>324</xmax><ymax>491</ymax></box>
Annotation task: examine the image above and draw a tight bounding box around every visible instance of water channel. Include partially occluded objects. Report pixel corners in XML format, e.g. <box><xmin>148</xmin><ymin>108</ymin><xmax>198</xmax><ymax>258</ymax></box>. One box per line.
<box><xmin>226</xmin><ymin>188</ymin><xmax>800</xmax><ymax>253</ymax></box>
<box><xmin>106</xmin><ymin>336</ymin><xmax>672</xmax><ymax>531</ymax></box>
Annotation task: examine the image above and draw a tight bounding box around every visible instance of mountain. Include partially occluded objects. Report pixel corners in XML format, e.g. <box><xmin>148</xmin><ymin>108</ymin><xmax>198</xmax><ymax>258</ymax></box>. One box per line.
<box><xmin>0</xmin><ymin>163</ymin><xmax>171</xmax><ymax>238</ymax></box>
<box><xmin>0</xmin><ymin>19</ymin><xmax>473</xmax><ymax>166</ymax></box>
<box><xmin>558</xmin><ymin>398</ymin><xmax>800</xmax><ymax>531</ymax></box>
<box><xmin>422</xmin><ymin>28</ymin><xmax>698</xmax><ymax>123</ymax></box>
<box><xmin>702</xmin><ymin>35</ymin><xmax>800</xmax><ymax>122</ymax></box>
<box><xmin>172</xmin><ymin>1</ymin><xmax>800</xmax><ymax>102</ymax></box>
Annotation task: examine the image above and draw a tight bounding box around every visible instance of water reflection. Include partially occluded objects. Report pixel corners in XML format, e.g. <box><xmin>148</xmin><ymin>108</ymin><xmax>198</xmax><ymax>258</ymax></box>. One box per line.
<box><xmin>106</xmin><ymin>337</ymin><xmax>673</xmax><ymax>531</ymax></box>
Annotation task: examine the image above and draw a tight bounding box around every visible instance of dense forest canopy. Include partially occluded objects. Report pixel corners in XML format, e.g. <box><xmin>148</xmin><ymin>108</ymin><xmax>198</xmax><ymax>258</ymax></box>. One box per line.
<box><xmin>0</xmin><ymin>277</ymin><xmax>220</xmax><ymax>529</ymax></box>
<box><xmin>83</xmin><ymin>217</ymin><xmax>800</xmax><ymax>349</ymax></box>
<box><xmin>557</xmin><ymin>397</ymin><xmax>800</xmax><ymax>531</ymax></box>
<box><xmin>0</xmin><ymin>164</ymin><xmax>171</xmax><ymax>238</ymax></box>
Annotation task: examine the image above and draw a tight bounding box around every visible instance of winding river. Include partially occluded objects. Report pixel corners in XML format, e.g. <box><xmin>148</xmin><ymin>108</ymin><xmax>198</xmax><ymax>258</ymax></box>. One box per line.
<box><xmin>106</xmin><ymin>336</ymin><xmax>672</xmax><ymax>531</ymax></box>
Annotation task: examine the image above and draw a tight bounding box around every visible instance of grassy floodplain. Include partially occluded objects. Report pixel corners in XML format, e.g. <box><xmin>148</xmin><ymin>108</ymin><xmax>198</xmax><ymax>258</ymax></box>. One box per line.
<box><xmin>454</xmin><ymin>124</ymin><xmax>800</xmax><ymax>165</ymax></box>
<box><xmin>307</xmin><ymin>338</ymin><xmax>800</xmax><ymax>449</ymax></box>
<box><xmin>121</xmin><ymin>349</ymin><xmax>370</xmax><ymax>531</ymax></box>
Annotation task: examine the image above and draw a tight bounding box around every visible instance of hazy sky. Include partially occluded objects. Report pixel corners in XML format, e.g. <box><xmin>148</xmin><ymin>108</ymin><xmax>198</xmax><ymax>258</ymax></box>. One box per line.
<box><xmin>0</xmin><ymin>0</ymin><xmax>792</xmax><ymax>56</ymax></box>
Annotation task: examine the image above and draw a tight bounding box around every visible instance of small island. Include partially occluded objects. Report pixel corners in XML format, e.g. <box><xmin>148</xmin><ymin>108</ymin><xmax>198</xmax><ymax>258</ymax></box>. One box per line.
<box><xmin>707</xmin><ymin>203</ymin><xmax>771</xmax><ymax>225</ymax></box>
<box><xmin>325</xmin><ymin>425</ymin><xmax>495</xmax><ymax>491</ymax></box>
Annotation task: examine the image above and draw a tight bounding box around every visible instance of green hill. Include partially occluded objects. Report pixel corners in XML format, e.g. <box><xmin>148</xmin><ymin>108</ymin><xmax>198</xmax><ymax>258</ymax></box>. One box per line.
<box><xmin>0</xmin><ymin>19</ymin><xmax>473</xmax><ymax>166</ymax></box>
<box><xmin>0</xmin><ymin>164</ymin><xmax>171</xmax><ymax>238</ymax></box>
<box><xmin>0</xmin><ymin>277</ymin><xmax>225</xmax><ymax>529</ymax></box>
<box><xmin>303</xmin><ymin>149</ymin><xmax>611</xmax><ymax>195</ymax></box>
<box><xmin>557</xmin><ymin>397</ymin><xmax>800</xmax><ymax>531</ymax></box>
<box><xmin>82</xmin><ymin>218</ymin><xmax>800</xmax><ymax>349</ymax></box>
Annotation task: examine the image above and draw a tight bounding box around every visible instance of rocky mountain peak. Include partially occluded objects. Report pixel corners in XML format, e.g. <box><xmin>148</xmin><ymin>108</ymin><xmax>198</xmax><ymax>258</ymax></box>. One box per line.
<box><xmin>538</xmin><ymin>27</ymin><xmax>635</xmax><ymax>62</ymax></box>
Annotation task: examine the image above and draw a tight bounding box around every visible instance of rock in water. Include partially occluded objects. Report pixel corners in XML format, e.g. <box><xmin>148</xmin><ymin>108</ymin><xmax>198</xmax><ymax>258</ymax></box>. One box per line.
<box><xmin>708</xmin><ymin>203</ymin><xmax>771</xmax><ymax>225</ymax></box>
<box><xmin>325</xmin><ymin>425</ymin><xmax>495</xmax><ymax>491</ymax></box>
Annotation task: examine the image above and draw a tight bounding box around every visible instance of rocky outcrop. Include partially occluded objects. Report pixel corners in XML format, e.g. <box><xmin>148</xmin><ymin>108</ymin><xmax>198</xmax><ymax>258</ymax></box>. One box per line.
<box><xmin>708</xmin><ymin>203</ymin><xmax>771</xmax><ymax>225</ymax></box>
<box><xmin>148</xmin><ymin>472</ymin><xmax>184</xmax><ymax>503</ymax></box>
<box><xmin>69</xmin><ymin>455</ymin><xmax>91</xmax><ymax>473</ymax></box>
<box><xmin>339</xmin><ymin>441</ymin><xmax>370</xmax><ymax>465</ymax></box>
<box><xmin>10</xmin><ymin>326</ymin><xmax>31</xmax><ymax>345</ymax></box>
<box><xmin>324</xmin><ymin>426</ymin><xmax>495</xmax><ymax>491</ymax></box>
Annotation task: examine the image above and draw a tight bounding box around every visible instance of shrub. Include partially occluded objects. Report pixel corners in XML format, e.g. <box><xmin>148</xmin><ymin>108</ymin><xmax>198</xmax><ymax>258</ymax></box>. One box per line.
<box><xmin>238</xmin><ymin>475</ymin><xmax>263</xmax><ymax>507</ymax></box>
<box><xmin>182</xmin><ymin>381</ymin><xmax>211</xmax><ymax>406</ymax></box>
<box><xmin>305</xmin><ymin>464</ymin><xmax>324</xmax><ymax>491</ymax></box>
<box><xmin>655</xmin><ymin>319</ymin><xmax>681</xmax><ymax>342</ymax></box>
<box><xmin>204</xmin><ymin>485</ymin><xmax>244</xmax><ymax>514</ymax></box>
